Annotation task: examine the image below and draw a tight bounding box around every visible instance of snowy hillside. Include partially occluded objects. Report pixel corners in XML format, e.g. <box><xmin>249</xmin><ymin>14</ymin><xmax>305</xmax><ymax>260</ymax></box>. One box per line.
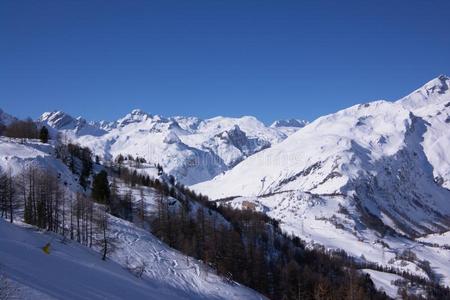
<box><xmin>193</xmin><ymin>75</ymin><xmax>450</xmax><ymax>286</ymax></box>
<box><xmin>0</xmin><ymin>137</ymin><xmax>79</xmax><ymax>190</ymax></box>
<box><xmin>0</xmin><ymin>137</ymin><xmax>264</xmax><ymax>300</ymax></box>
<box><xmin>0</xmin><ymin>218</ymin><xmax>264</xmax><ymax>300</ymax></box>
<box><xmin>40</xmin><ymin>110</ymin><xmax>301</xmax><ymax>185</ymax></box>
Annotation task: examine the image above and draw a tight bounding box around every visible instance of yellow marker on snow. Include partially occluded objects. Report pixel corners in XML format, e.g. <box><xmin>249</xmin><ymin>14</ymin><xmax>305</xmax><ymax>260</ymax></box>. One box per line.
<box><xmin>42</xmin><ymin>243</ymin><xmax>51</xmax><ymax>254</ymax></box>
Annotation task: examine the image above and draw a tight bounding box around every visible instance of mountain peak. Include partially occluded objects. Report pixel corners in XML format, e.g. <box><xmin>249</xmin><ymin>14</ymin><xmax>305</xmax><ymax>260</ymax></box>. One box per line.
<box><xmin>116</xmin><ymin>109</ymin><xmax>152</xmax><ymax>126</ymax></box>
<box><xmin>40</xmin><ymin>110</ymin><xmax>107</xmax><ymax>136</ymax></box>
<box><xmin>398</xmin><ymin>75</ymin><xmax>450</xmax><ymax>110</ymax></box>
<box><xmin>40</xmin><ymin>110</ymin><xmax>78</xmax><ymax>129</ymax></box>
<box><xmin>270</xmin><ymin>118</ymin><xmax>308</xmax><ymax>128</ymax></box>
<box><xmin>417</xmin><ymin>74</ymin><xmax>449</xmax><ymax>96</ymax></box>
<box><xmin>437</xmin><ymin>74</ymin><xmax>449</xmax><ymax>81</ymax></box>
<box><xmin>130</xmin><ymin>108</ymin><xmax>149</xmax><ymax>116</ymax></box>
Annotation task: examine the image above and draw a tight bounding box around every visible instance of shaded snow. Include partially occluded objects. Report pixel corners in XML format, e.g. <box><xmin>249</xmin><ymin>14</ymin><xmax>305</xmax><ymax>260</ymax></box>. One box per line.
<box><xmin>362</xmin><ymin>269</ymin><xmax>403</xmax><ymax>298</ymax></box>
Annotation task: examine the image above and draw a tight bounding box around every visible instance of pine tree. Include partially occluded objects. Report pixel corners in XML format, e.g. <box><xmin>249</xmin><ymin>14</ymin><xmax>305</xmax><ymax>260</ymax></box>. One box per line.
<box><xmin>92</xmin><ymin>170</ymin><xmax>110</xmax><ymax>204</ymax></box>
<box><xmin>157</xmin><ymin>164</ymin><xmax>164</xmax><ymax>175</ymax></box>
<box><xmin>39</xmin><ymin>126</ymin><xmax>49</xmax><ymax>143</ymax></box>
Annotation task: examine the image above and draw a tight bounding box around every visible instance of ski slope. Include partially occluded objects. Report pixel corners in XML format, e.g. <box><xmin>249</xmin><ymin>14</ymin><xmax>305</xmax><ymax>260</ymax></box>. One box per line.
<box><xmin>0</xmin><ymin>218</ymin><xmax>264</xmax><ymax>300</ymax></box>
<box><xmin>0</xmin><ymin>219</ymin><xmax>193</xmax><ymax>300</ymax></box>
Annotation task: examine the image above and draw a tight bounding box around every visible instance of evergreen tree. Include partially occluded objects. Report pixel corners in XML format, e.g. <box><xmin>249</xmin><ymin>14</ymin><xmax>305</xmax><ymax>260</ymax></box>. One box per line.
<box><xmin>115</xmin><ymin>154</ymin><xmax>124</xmax><ymax>164</ymax></box>
<box><xmin>157</xmin><ymin>164</ymin><xmax>164</xmax><ymax>175</ymax></box>
<box><xmin>91</xmin><ymin>170</ymin><xmax>110</xmax><ymax>204</ymax></box>
<box><xmin>39</xmin><ymin>126</ymin><xmax>49</xmax><ymax>143</ymax></box>
<box><xmin>79</xmin><ymin>174</ymin><xmax>87</xmax><ymax>191</ymax></box>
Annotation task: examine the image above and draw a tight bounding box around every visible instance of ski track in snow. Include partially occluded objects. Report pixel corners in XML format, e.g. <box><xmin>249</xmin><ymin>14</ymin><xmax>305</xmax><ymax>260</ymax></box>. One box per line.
<box><xmin>0</xmin><ymin>216</ymin><xmax>265</xmax><ymax>300</ymax></box>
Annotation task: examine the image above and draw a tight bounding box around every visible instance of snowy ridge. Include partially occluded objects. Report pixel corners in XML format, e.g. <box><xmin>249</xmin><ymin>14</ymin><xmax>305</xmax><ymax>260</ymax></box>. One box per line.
<box><xmin>41</xmin><ymin>111</ymin><xmax>302</xmax><ymax>185</ymax></box>
<box><xmin>193</xmin><ymin>75</ymin><xmax>450</xmax><ymax>286</ymax></box>
<box><xmin>399</xmin><ymin>75</ymin><xmax>450</xmax><ymax>190</ymax></box>
<box><xmin>270</xmin><ymin>118</ymin><xmax>308</xmax><ymax>136</ymax></box>
<box><xmin>40</xmin><ymin>111</ymin><xmax>108</xmax><ymax>137</ymax></box>
<box><xmin>270</xmin><ymin>118</ymin><xmax>308</xmax><ymax>128</ymax></box>
<box><xmin>399</xmin><ymin>75</ymin><xmax>449</xmax><ymax>111</ymax></box>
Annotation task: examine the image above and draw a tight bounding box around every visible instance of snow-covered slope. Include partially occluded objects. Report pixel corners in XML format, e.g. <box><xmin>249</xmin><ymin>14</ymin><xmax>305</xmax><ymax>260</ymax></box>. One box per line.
<box><xmin>0</xmin><ymin>218</ymin><xmax>188</xmax><ymax>300</ymax></box>
<box><xmin>195</xmin><ymin>99</ymin><xmax>450</xmax><ymax>234</ymax></box>
<box><xmin>0</xmin><ymin>138</ymin><xmax>264</xmax><ymax>300</ymax></box>
<box><xmin>0</xmin><ymin>137</ymin><xmax>80</xmax><ymax>191</ymax></box>
<box><xmin>40</xmin><ymin>110</ymin><xmax>300</xmax><ymax>185</ymax></box>
<box><xmin>361</xmin><ymin>269</ymin><xmax>405</xmax><ymax>299</ymax></box>
<box><xmin>194</xmin><ymin>75</ymin><xmax>450</xmax><ymax>233</ymax></box>
<box><xmin>0</xmin><ymin>218</ymin><xmax>264</xmax><ymax>300</ymax></box>
<box><xmin>193</xmin><ymin>75</ymin><xmax>450</xmax><ymax>286</ymax></box>
<box><xmin>398</xmin><ymin>75</ymin><xmax>450</xmax><ymax>190</ymax></box>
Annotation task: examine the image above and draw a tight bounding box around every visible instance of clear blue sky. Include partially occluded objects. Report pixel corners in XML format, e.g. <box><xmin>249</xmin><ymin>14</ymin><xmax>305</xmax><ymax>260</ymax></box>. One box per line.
<box><xmin>1</xmin><ymin>0</ymin><xmax>449</xmax><ymax>124</ymax></box>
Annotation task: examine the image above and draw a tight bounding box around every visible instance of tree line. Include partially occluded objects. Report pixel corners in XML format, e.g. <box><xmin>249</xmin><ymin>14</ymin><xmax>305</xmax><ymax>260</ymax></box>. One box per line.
<box><xmin>112</xmin><ymin>165</ymin><xmax>383</xmax><ymax>299</ymax></box>
<box><xmin>0</xmin><ymin>152</ymin><xmax>115</xmax><ymax>261</ymax></box>
<box><xmin>0</xmin><ymin>119</ymin><xmax>49</xmax><ymax>143</ymax></box>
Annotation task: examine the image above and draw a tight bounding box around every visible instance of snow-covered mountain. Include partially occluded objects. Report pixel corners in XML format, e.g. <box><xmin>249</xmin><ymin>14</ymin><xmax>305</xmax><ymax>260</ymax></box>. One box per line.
<box><xmin>39</xmin><ymin>111</ymin><xmax>108</xmax><ymax>137</ymax></box>
<box><xmin>270</xmin><ymin>119</ymin><xmax>308</xmax><ymax>128</ymax></box>
<box><xmin>193</xmin><ymin>75</ymin><xmax>450</xmax><ymax>286</ymax></box>
<box><xmin>40</xmin><ymin>109</ymin><xmax>301</xmax><ymax>185</ymax></box>
<box><xmin>270</xmin><ymin>118</ymin><xmax>308</xmax><ymax>136</ymax></box>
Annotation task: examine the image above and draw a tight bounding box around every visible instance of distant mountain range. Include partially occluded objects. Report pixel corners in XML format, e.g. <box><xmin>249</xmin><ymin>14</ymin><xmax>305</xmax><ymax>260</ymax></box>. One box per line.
<box><xmin>38</xmin><ymin>109</ymin><xmax>307</xmax><ymax>184</ymax></box>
